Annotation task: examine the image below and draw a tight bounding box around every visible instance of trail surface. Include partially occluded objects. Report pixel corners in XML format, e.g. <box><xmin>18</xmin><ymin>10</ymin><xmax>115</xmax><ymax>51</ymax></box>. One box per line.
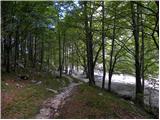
<box><xmin>36</xmin><ymin>76</ymin><xmax>82</xmax><ymax>119</ymax></box>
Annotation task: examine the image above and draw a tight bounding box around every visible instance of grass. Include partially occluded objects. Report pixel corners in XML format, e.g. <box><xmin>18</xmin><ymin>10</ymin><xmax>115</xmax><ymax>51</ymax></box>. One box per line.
<box><xmin>1</xmin><ymin>72</ymin><xmax>71</xmax><ymax>119</ymax></box>
<box><xmin>58</xmin><ymin>83</ymin><xmax>152</xmax><ymax>119</ymax></box>
<box><xmin>2</xmin><ymin>85</ymin><xmax>51</xmax><ymax>118</ymax></box>
<box><xmin>2</xmin><ymin>72</ymin><xmax>154</xmax><ymax>119</ymax></box>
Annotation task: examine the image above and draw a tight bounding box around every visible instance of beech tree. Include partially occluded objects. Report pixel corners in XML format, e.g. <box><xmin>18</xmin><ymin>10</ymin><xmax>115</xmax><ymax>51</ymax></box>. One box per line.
<box><xmin>1</xmin><ymin>0</ymin><xmax>158</xmax><ymax>108</ymax></box>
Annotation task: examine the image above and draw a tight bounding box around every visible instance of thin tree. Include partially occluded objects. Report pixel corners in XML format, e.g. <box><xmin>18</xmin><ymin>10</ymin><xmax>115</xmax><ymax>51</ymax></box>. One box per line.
<box><xmin>108</xmin><ymin>5</ymin><xmax>116</xmax><ymax>91</ymax></box>
<box><xmin>131</xmin><ymin>2</ymin><xmax>143</xmax><ymax>105</ymax></box>
<box><xmin>101</xmin><ymin>1</ymin><xmax>106</xmax><ymax>89</ymax></box>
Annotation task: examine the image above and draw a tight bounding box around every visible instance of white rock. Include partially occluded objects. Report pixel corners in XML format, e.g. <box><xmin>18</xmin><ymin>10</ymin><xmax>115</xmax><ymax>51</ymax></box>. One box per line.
<box><xmin>98</xmin><ymin>93</ymin><xmax>103</xmax><ymax>96</ymax></box>
<box><xmin>129</xmin><ymin>101</ymin><xmax>134</xmax><ymax>105</ymax></box>
<box><xmin>46</xmin><ymin>88</ymin><xmax>58</xmax><ymax>93</ymax></box>
<box><xmin>31</xmin><ymin>80</ymin><xmax>37</xmax><ymax>83</ymax></box>
<box><xmin>5</xmin><ymin>82</ymin><xmax>9</xmax><ymax>86</ymax></box>
<box><xmin>16</xmin><ymin>83</ymin><xmax>20</xmax><ymax>87</ymax></box>
<box><xmin>40</xmin><ymin>108</ymin><xmax>51</xmax><ymax>116</ymax></box>
<box><xmin>54</xmin><ymin>112</ymin><xmax>59</xmax><ymax>118</ymax></box>
<box><xmin>36</xmin><ymin>81</ymin><xmax>42</xmax><ymax>85</ymax></box>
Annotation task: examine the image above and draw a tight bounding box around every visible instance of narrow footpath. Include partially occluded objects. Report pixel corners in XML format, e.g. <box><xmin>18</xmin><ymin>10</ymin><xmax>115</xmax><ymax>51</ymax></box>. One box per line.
<box><xmin>35</xmin><ymin>76</ymin><xmax>82</xmax><ymax>119</ymax></box>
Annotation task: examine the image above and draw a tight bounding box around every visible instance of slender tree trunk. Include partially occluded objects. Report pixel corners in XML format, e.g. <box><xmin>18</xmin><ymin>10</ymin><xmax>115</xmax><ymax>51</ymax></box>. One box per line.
<box><xmin>14</xmin><ymin>24</ymin><xmax>19</xmax><ymax>71</ymax></box>
<box><xmin>2</xmin><ymin>11</ymin><xmax>6</xmax><ymax>68</ymax></box>
<box><xmin>71</xmin><ymin>44</ymin><xmax>74</xmax><ymax>74</ymax></box>
<box><xmin>84</xmin><ymin>1</ymin><xmax>91</xmax><ymax>83</ymax></box>
<box><xmin>3</xmin><ymin>36</ymin><xmax>7</xmax><ymax>68</ymax></box>
<box><xmin>47</xmin><ymin>44</ymin><xmax>50</xmax><ymax>71</ymax></box>
<box><xmin>84</xmin><ymin>1</ymin><xmax>95</xmax><ymax>85</ymax></box>
<box><xmin>40</xmin><ymin>40</ymin><xmax>44</xmax><ymax>70</ymax></box>
<box><xmin>6</xmin><ymin>34</ymin><xmax>12</xmax><ymax>73</ymax></box>
<box><xmin>108</xmin><ymin>7</ymin><xmax>116</xmax><ymax>91</ymax></box>
<box><xmin>58</xmin><ymin>25</ymin><xmax>62</xmax><ymax>77</ymax></box>
<box><xmin>1</xmin><ymin>37</ymin><xmax>4</xmax><ymax>66</ymax></box>
<box><xmin>28</xmin><ymin>33</ymin><xmax>33</xmax><ymax>66</ymax></box>
<box><xmin>65</xmin><ymin>47</ymin><xmax>69</xmax><ymax>74</ymax></box>
<box><xmin>140</xmin><ymin>7</ymin><xmax>145</xmax><ymax>97</ymax></box>
<box><xmin>89</xmin><ymin>1</ymin><xmax>95</xmax><ymax>85</ymax></box>
<box><xmin>131</xmin><ymin>2</ymin><xmax>143</xmax><ymax>105</ymax></box>
<box><xmin>62</xmin><ymin>31</ymin><xmax>65</xmax><ymax>71</ymax></box>
<box><xmin>76</xmin><ymin>60</ymin><xmax>79</xmax><ymax>72</ymax></box>
<box><xmin>24</xmin><ymin>38</ymin><xmax>27</xmax><ymax>68</ymax></box>
<box><xmin>101</xmin><ymin>1</ymin><xmax>106</xmax><ymax>89</ymax></box>
<box><xmin>33</xmin><ymin>36</ymin><xmax>37</xmax><ymax>68</ymax></box>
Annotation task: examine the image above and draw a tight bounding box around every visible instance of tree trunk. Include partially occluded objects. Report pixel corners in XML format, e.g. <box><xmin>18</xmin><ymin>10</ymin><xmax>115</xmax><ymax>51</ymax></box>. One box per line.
<box><xmin>28</xmin><ymin>33</ymin><xmax>33</xmax><ymax>66</ymax></box>
<box><xmin>24</xmin><ymin>38</ymin><xmax>27</xmax><ymax>68</ymax></box>
<box><xmin>84</xmin><ymin>1</ymin><xmax>95</xmax><ymax>85</ymax></box>
<box><xmin>14</xmin><ymin>23</ymin><xmax>19</xmax><ymax>71</ymax></box>
<box><xmin>40</xmin><ymin>40</ymin><xmax>44</xmax><ymax>70</ymax></box>
<box><xmin>108</xmin><ymin>6</ymin><xmax>116</xmax><ymax>91</ymax></box>
<box><xmin>6</xmin><ymin>34</ymin><xmax>12</xmax><ymax>73</ymax></box>
<box><xmin>33</xmin><ymin>36</ymin><xmax>37</xmax><ymax>68</ymax></box>
<box><xmin>62</xmin><ymin>31</ymin><xmax>65</xmax><ymax>71</ymax></box>
<box><xmin>140</xmin><ymin>7</ymin><xmax>145</xmax><ymax>99</ymax></box>
<box><xmin>101</xmin><ymin>1</ymin><xmax>106</xmax><ymax>89</ymax></box>
<box><xmin>131</xmin><ymin>2</ymin><xmax>143</xmax><ymax>105</ymax></box>
<box><xmin>58</xmin><ymin>25</ymin><xmax>62</xmax><ymax>77</ymax></box>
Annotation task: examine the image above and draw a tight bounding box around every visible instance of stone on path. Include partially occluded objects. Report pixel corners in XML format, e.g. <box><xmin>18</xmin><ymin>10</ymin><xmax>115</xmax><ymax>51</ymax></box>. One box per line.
<box><xmin>36</xmin><ymin>81</ymin><xmax>42</xmax><ymax>85</ymax></box>
<box><xmin>46</xmin><ymin>88</ymin><xmax>58</xmax><ymax>94</ymax></box>
<box><xmin>98</xmin><ymin>93</ymin><xmax>103</xmax><ymax>96</ymax></box>
<box><xmin>35</xmin><ymin>76</ymin><xmax>82</xmax><ymax>119</ymax></box>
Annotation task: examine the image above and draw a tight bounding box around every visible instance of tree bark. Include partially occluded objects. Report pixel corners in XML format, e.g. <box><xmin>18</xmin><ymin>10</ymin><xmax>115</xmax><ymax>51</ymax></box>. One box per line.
<box><xmin>33</xmin><ymin>36</ymin><xmax>37</xmax><ymax>68</ymax></box>
<box><xmin>84</xmin><ymin>1</ymin><xmax>95</xmax><ymax>85</ymax></box>
<box><xmin>108</xmin><ymin>6</ymin><xmax>116</xmax><ymax>91</ymax></box>
<box><xmin>131</xmin><ymin>2</ymin><xmax>143</xmax><ymax>105</ymax></box>
<box><xmin>40</xmin><ymin>39</ymin><xmax>44</xmax><ymax>70</ymax></box>
<box><xmin>101</xmin><ymin>1</ymin><xmax>106</xmax><ymax>89</ymax></box>
<box><xmin>6</xmin><ymin>34</ymin><xmax>12</xmax><ymax>73</ymax></box>
<box><xmin>58</xmin><ymin>25</ymin><xmax>62</xmax><ymax>77</ymax></box>
<box><xmin>62</xmin><ymin>31</ymin><xmax>66</xmax><ymax>71</ymax></box>
<box><xmin>140</xmin><ymin>6</ymin><xmax>145</xmax><ymax>99</ymax></box>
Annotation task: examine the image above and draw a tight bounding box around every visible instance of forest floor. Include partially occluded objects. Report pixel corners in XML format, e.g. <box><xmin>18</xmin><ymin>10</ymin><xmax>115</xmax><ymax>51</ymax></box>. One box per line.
<box><xmin>1</xmin><ymin>72</ymin><xmax>71</xmax><ymax>119</ymax></box>
<box><xmin>57</xmin><ymin>83</ymin><xmax>152</xmax><ymax>119</ymax></box>
<box><xmin>1</xmin><ymin>72</ymin><xmax>153</xmax><ymax>119</ymax></box>
<box><xmin>72</xmin><ymin>72</ymin><xmax>159</xmax><ymax>108</ymax></box>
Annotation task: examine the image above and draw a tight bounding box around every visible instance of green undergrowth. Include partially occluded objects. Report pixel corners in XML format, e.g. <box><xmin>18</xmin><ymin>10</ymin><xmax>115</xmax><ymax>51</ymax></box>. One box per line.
<box><xmin>60</xmin><ymin>83</ymin><xmax>152</xmax><ymax>119</ymax></box>
<box><xmin>1</xmin><ymin>71</ymin><xmax>71</xmax><ymax>119</ymax></box>
<box><xmin>2</xmin><ymin>84</ymin><xmax>52</xmax><ymax>119</ymax></box>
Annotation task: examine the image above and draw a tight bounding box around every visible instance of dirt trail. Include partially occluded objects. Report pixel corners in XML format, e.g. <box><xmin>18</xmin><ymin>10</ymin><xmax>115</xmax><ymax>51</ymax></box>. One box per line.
<box><xmin>35</xmin><ymin>76</ymin><xmax>82</xmax><ymax>119</ymax></box>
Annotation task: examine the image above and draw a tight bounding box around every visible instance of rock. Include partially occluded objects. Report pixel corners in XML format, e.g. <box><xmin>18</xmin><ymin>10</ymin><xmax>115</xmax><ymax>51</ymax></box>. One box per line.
<box><xmin>98</xmin><ymin>93</ymin><xmax>103</xmax><ymax>96</ymax></box>
<box><xmin>36</xmin><ymin>81</ymin><xmax>42</xmax><ymax>85</ymax></box>
<box><xmin>17</xmin><ymin>63</ymin><xmax>24</xmax><ymax>69</ymax></box>
<box><xmin>54</xmin><ymin>112</ymin><xmax>60</xmax><ymax>118</ymax></box>
<box><xmin>36</xmin><ymin>108</ymin><xmax>53</xmax><ymax>118</ymax></box>
<box><xmin>129</xmin><ymin>101</ymin><xmax>134</xmax><ymax>105</ymax></box>
<box><xmin>31</xmin><ymin>80</ymin><xmax>37</xmax><ymax>83</ymax></box>
<box><xmin>16</xmin><ymin>83</ymin><xmax>20</xmax><ymax>88</ymax></box>
<box><xmin>17</xmin><ymin>75</ymin><xmax>29</xmax><ymax>80</ymax></box>
<box><xmin>46</xmin><ymin>88</ymin><xmax>58</xmax><ymax>94</ymax></box>
<box><xmin>5</xmin><ymin>82</ymin><xmax>9</xmax><ymax>86</ymax></box>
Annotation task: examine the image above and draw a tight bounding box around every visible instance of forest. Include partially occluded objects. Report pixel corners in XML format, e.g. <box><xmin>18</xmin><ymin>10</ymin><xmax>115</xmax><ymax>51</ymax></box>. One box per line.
<box><xmin>1</xmin><ymin>1</ymin><xmax>159</xmax><ymax>119</ymax></box>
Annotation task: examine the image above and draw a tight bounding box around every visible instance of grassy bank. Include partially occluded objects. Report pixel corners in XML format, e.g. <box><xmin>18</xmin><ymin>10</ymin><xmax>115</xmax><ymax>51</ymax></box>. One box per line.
<box><xmin>1</xmin><ymin>72</ymin><xmax>70</xmax><ymax>119</ymax></box>
<box><xmin>58</xmin><ymin>83</ymin><xmax>152</xmax><ymax>119</ymax></box>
